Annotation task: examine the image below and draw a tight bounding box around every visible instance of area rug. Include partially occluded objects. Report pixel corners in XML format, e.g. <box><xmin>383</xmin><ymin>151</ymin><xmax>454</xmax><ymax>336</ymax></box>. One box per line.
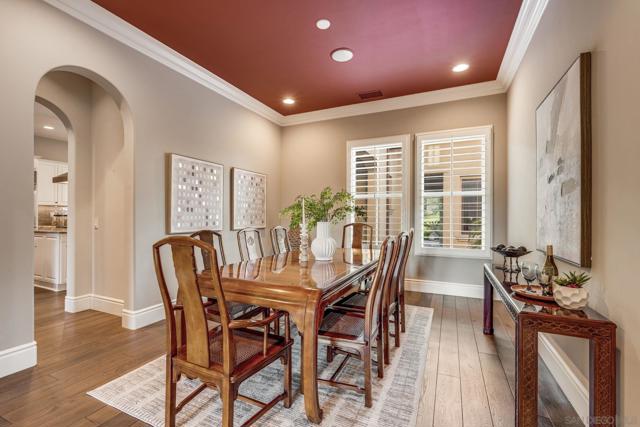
<box><xmin>88</xmin><ymin>305</ymin><xmax>432</xmax><ymax>426</ymax></box>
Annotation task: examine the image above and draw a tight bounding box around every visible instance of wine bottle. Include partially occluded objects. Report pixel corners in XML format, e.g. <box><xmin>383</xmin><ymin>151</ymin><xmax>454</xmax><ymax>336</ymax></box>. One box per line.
<box><xmin>543</xmin><ymin>245</ymin><xmax>559</xmax><ymax>276</ymax></box>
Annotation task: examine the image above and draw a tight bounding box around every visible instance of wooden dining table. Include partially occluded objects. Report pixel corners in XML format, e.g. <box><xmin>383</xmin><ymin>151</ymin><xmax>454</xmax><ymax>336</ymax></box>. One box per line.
<box><xmin>197</xmin><ymin>248</ymin><xmax>379</xmax><ymax>424</ymax></box>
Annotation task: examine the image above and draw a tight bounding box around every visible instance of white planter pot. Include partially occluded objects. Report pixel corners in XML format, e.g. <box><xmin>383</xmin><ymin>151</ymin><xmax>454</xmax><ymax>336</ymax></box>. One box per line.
<box><xmin>311</xmin><ymin>222</ymin><xmax>337</xmax><ymax>261</ymax></box>
<box><xmin>552</xmin><ymin>283</ymin><xmax>589</xmax><ymax>310</ymax></box>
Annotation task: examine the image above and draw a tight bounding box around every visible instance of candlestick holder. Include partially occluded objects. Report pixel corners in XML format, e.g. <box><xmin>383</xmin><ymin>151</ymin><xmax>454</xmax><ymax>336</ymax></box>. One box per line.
<box><xmin>299</xmin><ymin>223</ymin><xmax>309</xmax><ymax>264</ymax></box>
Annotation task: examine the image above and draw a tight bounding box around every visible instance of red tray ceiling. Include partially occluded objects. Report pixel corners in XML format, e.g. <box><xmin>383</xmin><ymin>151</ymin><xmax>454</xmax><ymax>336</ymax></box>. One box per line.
<box><xmin>91</xmin><ymin>0</ymin><xmax>522</xmax><ymax>115</ymax></box>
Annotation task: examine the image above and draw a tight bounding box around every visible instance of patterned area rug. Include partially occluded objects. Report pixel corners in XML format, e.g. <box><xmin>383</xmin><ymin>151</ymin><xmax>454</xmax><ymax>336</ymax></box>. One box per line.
<box><xmin>88</xmin><ymin>305</ymin><xmax>433</xmax><ymax>426</ymax></box>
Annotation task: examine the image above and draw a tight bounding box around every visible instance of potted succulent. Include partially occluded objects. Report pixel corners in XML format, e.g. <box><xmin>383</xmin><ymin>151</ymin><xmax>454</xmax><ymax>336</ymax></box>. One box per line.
<box><xmin>552</xmin><ymin>271</ymin><xmax>591</xmax><ymax>310</ymax></box>
<box><xmin>280</xmin><ymin>187</ymin><xmax>364</xmax><ymax>260</ymax></box>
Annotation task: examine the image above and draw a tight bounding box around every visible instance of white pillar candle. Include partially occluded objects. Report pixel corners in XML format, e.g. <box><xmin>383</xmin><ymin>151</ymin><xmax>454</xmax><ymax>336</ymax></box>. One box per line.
<box><xmin>301</xmin><ymin>198</ymin><xmax>306</xmax><ymax>228</ymax></box>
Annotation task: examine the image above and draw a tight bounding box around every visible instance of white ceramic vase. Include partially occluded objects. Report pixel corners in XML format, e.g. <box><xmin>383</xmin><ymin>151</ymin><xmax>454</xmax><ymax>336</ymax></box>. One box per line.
<box><xmin>311</xmin><ymin>221</ymin><xmax>337</xmax><ymax>261</ymax></box>
<box><xmin>552</xmin><ymin>283</ymin><xmax>589</xmax><ymax>310</ymax></box>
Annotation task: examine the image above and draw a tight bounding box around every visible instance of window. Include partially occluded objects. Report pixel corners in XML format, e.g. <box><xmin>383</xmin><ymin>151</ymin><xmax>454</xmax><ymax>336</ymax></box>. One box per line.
<box><xmin>415</xmin><ymin>126</ymin><xmax>492</xmax><ymax>258</ymax></box>
<box><xmin>347</xmin><ymin>135</ymin><xmax>411</xmax><ymax>246</ymax></box>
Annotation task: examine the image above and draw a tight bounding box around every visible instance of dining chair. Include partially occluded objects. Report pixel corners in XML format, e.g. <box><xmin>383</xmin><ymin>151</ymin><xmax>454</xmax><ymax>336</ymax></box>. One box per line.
<box><xmin>237</xmin><ymin>228</ymin><xmax>265</xmax><ymax>261</ymax></box>
<box><xmin>317</xmin><ymin>236</ymin><xmax>398</xmax><ymax>408</ymax></box>
<box><xmin>191</xmin><ymin>230</ymin><xmax>267</xmax><ymax>322</ymax></box>
<box><xmin>190</xmin><ymin>229</ymin><xmax>227</xmax><ymax>267</ymax></box>
<box><xmin>153</xmin><ymin>236</ymin><xmax>292</xmax><ymax>427</ymax></box>
<box><xmin>330</xmin><ymin>230</ymin><xmax>411</xmax><ymax>364</ymax></box>
<box><xmin>341</xmin><ymin>222</ymin><xmax>374</xmax><ymax>250</ymax></box>
<box><xmin>270</xmin><ymin>226</ymin><xmax>291</xmax><ymax>255</ymax></box>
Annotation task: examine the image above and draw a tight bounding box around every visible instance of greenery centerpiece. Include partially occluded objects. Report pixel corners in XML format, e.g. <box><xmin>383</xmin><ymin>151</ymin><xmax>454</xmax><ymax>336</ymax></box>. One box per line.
<box><xmin>280</xmin><ymin>187</ymin><xmax>365</xmax><ymax>261</ymax></box>
<box><xmin>552</xmin><ymin>271</ymin><xmax>591</xmax><ymax>310</ymax></box>
<box><xmin>280</xmin><ymin>187</ymin><xmax>365</xmax><ymax>230</ymax></box>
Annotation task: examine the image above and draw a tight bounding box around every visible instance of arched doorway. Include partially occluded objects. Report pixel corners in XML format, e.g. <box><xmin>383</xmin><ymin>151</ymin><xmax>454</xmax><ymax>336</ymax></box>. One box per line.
<box><xmin>33</xmin><ymin>68</ymin><xmax>134</xmax><ymax>334</ymax></box>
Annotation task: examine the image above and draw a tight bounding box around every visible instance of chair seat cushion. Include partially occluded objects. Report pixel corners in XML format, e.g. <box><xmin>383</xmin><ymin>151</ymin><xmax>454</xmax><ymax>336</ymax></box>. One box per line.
<box><xmin>176</xmin><ymin>328</ymin><xmax>287</xmax><ymax>376</ymax></box>
<box><xmin>333</xmin><ymin>292</ymin><xmax>367</xmax><ymax>310</ymax></box>
<box><xmin>205</xmin><ymin>300</ymin><xmax>261</xmax><ymax>319</ymax></box>
<box><xmin>318</xmin><ymin>309</ymin><xmax>365</xmax><ymax>342</ymax></box>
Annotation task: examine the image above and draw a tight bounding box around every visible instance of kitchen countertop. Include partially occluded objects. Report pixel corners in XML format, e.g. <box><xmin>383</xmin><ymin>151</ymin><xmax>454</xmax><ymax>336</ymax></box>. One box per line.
<box><xmin>34</xmin><ymin>227</ymin><xmax>67</xmax><ymax>234</ymax></box>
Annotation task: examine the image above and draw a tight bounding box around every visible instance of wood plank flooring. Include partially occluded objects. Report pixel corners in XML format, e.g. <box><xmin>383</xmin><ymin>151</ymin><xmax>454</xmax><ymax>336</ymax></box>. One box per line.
<box><xmin>0</xmin><ymin>289</ymin><xmax>580</xmax><ymax>426</ymax></box>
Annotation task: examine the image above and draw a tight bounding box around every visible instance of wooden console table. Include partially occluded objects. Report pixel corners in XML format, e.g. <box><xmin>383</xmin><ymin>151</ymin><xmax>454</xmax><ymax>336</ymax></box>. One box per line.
<box><xmin>483</xmin><ymin>264</ymin><xmax>617</xmax><ymax>427</ymax></box>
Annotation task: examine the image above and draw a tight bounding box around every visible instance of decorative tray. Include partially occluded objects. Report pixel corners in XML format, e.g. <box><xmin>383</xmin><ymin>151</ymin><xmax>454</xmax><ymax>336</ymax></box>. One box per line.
<box><xmin>511</xmin><ymin>284</ymin><xmax>555</xmax><ymax>302</ymax></box>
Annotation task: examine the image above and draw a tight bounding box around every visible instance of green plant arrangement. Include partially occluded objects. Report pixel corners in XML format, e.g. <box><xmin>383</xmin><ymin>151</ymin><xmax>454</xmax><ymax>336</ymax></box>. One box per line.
<box><xmin>280</xmin><ymin>187</ymin><xmax>365</xmax><ymax>230</ymax></box>
<box><xmin>554</xmin><ymin>271</ymin><xmax>591</xmax><ymax>289</ymax></box>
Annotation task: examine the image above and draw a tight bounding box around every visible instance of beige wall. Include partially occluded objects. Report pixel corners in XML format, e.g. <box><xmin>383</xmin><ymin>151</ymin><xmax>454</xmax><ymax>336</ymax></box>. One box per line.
<box><xmin>0</xmin><ymin>0</ymin><xmax>281</xmax><ymax>357</ymax></box>
<box><xmin>281</xmin><ymin>94</ymin><xmax>507</xmax><ymax>285</ymax></box>
<box><xmin>34</xmin><ymin>136</ymin><xmax>67</xmax><ymax>162</ymax></box>
<box><xmin>507</xmin><ymin>0</ymin><xmax>639</xmax><ymax>419</ymax></box>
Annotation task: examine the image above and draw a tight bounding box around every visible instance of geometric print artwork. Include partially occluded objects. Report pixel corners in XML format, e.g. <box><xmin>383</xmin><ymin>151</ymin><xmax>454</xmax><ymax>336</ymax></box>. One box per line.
<box><xmin>168</xmin><ymin>154</ymin><xmax>224</xmax><ymax>233</ymax></box>
<box><xmin>232</xmin><ymin>168</ymin><xmax>266</xmax><ymax>230</ymax></box>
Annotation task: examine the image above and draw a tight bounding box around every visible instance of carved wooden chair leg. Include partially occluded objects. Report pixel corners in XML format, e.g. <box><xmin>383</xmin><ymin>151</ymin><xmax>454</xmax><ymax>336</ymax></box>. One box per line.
<box><xmin>283</xmin><ymin>346</ymin><xmax>292</xmax><ymax>408</ymax></box>
<box><xmin>393</xmin><ymin>306</ymin><xmax>401</xmax><ymax>347</ymax></box>
<box><xmin>221</xmin><ymin>380</ymin><xmax>235</xmax><ymax>427</ymax></box>
<box><xmin>326</xmin><ymin>346</ymin><xmax>335</xmax><ymax>363</ymax></box>
<box><xmin>400</xmin><ymin>294</ymin><xmax>406</xmax><ymax>333</ymax></box>
<box><xmin>383</xmin><ymin>306</ymin><xmax>391</xmax><ymax>365</ymax></box>
<box><xmin>298</xmin><ymin>333</ymin><xmax>304</xmax><ymax>394</ymax></box>
<box><xmin>165</xmin><ymin>359</ymin><xmax>177</xmax><ymax>427</ymax></box>
<box><xmin>363</xmin><ymin>346</ymin><xmax>373</xmax><ymax>408</ymax></box>
<box><xmin>376</xmin><ymin>328</ymin><xmax>384</xmax><ymax>378</ymax></box>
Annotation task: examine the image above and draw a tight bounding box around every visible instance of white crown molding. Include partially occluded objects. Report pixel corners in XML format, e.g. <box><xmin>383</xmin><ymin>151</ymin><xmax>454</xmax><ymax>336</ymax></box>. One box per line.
<box><xmin>497</xmin><ymin>0</ymin><xmax>550</xmax><ymax>88</ymax></box>
<box><xmin>0</xmin><ymin>341</ymin><xmax>37</xmax><ymax>378</ymax></box>
<box><xmin>42</xmin><ymin>0</ymin><xmax>283</xmax><ymax>124</ymax></box>
<box><xmin>280</xmin><ymin>80</ymin><xmax>506</xmax><ymax>126</ymax></box>
<box><xmin>43</xmin><ymin>0</ymin><xmax>546</xmax><ymax>127</ymax></box>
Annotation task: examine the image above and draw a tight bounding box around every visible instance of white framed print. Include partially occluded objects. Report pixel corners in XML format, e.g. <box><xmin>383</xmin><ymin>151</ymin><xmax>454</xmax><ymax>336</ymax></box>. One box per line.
<box><xmin>231</xmin><ymin>168</ymin><xmax>266</xmax><ymax>230</ymax></box>
<box><xmin>167</xmin><ymin>153</ymin><xmax>223</xmax><ymax>234</ymax></box>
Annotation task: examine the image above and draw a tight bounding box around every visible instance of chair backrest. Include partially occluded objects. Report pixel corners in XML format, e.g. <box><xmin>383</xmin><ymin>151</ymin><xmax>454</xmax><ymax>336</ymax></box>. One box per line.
<box><xmin>237</xmin><ymin>228</ymin><xmax>264</xmax><ymax>261</ymax></box>
<box><xmin>364</xmin><ymin>236</ymin><xmax>398</xmax><ymax>340</ymax></box>
<box><xmin>342</xmin><ymin>222</ymin><xmax>374</xmax><ymax>250</ymax></box>
<box><xmin>190</xmin><ymin>229</ymin><xmax>227</xmax><ymax>268</ymax></box>
<box><xmin>153</xmin><ymin>236</ymin><xmax>235</xmax><ymax>374</ymax></box>
<box><xmin>387</xmin><ymin>230</ymin><xmax>413</xmax><ymax>306</ymax></box>
<box><xmin>270</xmin><ymin>226</ymin><xmax>291</xmax><ymax>255</ymax></box>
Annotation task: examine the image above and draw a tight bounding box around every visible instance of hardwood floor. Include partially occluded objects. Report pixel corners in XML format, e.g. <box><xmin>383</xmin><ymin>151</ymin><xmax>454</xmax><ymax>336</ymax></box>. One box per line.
<box><xmin>0</xmin><ymin>289</ymin><xmax>580</xmax><ymax>426</ymax></box>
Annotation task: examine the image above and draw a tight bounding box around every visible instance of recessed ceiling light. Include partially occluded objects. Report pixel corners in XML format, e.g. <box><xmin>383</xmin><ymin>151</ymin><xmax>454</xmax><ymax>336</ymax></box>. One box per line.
<box><xmin>452</xmin><ymin>63</ymin><xmax>470</xmax><ymax>72</ymax></box>
<box><xmin>331</xmin><ymin>48</ymin><xmax>353</xmax><ymax>63</ymax></box>
<box><xmin>282</xmin><ymin>98</ymin><xmax>295</xmax><ymax>105</ymax></box>
<box><xmin>43</xmin><ymin>125</ymin><xmax>55</xmax><ymax>130</ymax></box>
<box><xmin>316</xmin><ymin>19</ymin><xmax>331</xmax><ymax>30</ymax></box>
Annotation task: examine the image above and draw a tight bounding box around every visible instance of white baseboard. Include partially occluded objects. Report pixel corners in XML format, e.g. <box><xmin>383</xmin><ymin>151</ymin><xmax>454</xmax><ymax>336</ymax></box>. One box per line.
<box><xmin>91</xmin><ymin>295</ymin><xmax>125</xmax><ymax>316</ymax></box>
<box><xmin>539</xmin><ymin>334</ymin><xmax>589</xmax><ymax>423</ymax></box>
<box><xmin>65</xmin><ymin>294</ymin><xmax>124</xmax><ymax>316</ymax></box>
<box><xmin>65</xmin><ymin>294</ymin><xmax>93</xmax><ymax>312</ymax></box>
<box><xmin>406</xmin><ymin>278</ymin><xmax>485</xmax><ymax>299</ymax></box>
<box><xmin>122</xmin><ymin>302</ymin><xmax>166</xmax><ymax>330</ymax></box>
<box><xmin>0</xmin><ymin>341</ymin><xmax>37</xmax><ymax>378</ymax></box>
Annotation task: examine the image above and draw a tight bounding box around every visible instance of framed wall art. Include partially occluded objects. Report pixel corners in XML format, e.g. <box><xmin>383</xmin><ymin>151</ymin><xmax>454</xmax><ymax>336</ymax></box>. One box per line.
<box><xmin>231</xmin><ymin>167</ymin><xmax>266</xmax><ymax>230</ymax></box>
<box><xmin>166</xmin><ymin>153</ymin><xmax>224</xmax><ymax>234</ymax></box>
<box><xmin>536</xmin><ymin>52</ymin><xmax>591</xmax><ymax>267</ymax></box>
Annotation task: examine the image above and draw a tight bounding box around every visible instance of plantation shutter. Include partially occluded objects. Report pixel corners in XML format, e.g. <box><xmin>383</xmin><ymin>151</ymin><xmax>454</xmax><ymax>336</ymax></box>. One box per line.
<box><xmin>349</xmin><ymin>142</ymin><xmax>405</xmax><ymax>246</ymax></box>
<box><xmin>417</xmin><ymin>129</ymin><xmax>490</xmax><ymax>255</ymax></box>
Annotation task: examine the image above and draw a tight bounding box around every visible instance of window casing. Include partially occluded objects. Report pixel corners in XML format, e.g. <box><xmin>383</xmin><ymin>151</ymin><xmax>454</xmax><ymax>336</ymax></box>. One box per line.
<box><xmin>415</xmin><ymin>126</ymin><xmax>492</xmax><ymax>258</ymax></box>
<box><xmin>347</xmin><ymin>135</ymin><xmax>411</xmax><ymax>247</ymax></box>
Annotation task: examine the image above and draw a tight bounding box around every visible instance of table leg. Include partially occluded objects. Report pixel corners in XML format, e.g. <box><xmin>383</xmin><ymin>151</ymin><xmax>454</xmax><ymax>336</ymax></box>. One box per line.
<box><xmin>483</xmin><ymin>273</ymin><xmax>494</xmax><ymax>335</ymax></box>
<box><xmin>301</xmin><ymin>295</ymin><xmax>323</xmax><ymax>424</ymax></box>
<box><xmin>516</xmin><ymin>316</ymin><xmax>538</xmax><ymax>427</ymax></box>
<box><xmin>590</xmin><ymin>334</ymin><xmax>617</xmax><ymax>426</ymax></box>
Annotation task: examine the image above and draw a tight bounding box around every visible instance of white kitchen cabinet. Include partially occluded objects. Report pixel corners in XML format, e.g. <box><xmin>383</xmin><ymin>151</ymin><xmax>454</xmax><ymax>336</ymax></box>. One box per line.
<box><xmin>35</xmin><ymin>159</ymin><xmax>68</xmax><ymax>206</ymax></box>
<box><xmin>34</xmin><ymin>232</ymin><xmax>67</xmax><ymax>291</ymax></box>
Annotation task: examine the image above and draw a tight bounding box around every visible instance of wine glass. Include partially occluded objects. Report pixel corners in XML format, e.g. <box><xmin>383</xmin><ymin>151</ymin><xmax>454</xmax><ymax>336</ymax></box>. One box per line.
<box><xmin>536</xmin><ymin>267</ymin><xmax>553</xmax><ymax>296</ymax></box>
<box><xmin>520</xmin><ymin>262</ymin><xmax>538</xmax><ymax>292</ymax></box>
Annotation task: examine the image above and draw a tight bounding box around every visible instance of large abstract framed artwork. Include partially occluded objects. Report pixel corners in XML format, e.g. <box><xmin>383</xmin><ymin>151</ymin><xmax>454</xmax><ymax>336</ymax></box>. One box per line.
<box><xmin>166</xmin><ymin>153</ymin><xmax>224</xmax><ymax>234</ymax></box>
<box><xmin>536</xmin><ymin>52</ymin><xmax>592</xmax><ymax>267</ymax></box>
<box><xmin>231</xmin><ymin>167</ymin><xmax>267</xmax><ymax>230</ymax></box>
